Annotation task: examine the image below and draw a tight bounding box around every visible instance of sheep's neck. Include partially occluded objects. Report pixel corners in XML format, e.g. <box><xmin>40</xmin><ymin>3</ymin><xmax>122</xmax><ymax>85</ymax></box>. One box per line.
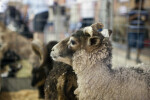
<box><xmin>72</xmin><ymin>46</ymin><xmax>112</xmax><ymax>78</ymax></box>
<box><xmin>72</xmin><ymin>41</ymin><xmax>112</xmax><ymax>76</ymax></box>
<box><xmin>72</xmin><ymin>49</ymin><xmax>112</xmax><ymax>99</ymax></box>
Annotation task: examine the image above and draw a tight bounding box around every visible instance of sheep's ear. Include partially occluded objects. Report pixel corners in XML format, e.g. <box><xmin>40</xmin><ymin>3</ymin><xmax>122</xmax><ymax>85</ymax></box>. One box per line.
<box><xmin>31</xmin><ymin>40</ymin><xmax>44</xmax><ymax>60</ymax></box>
<box><xmin>100</xmin><ymin>29</ymin><xmax>112</xmax><ymax>38</ymax></box>
<box><xmin>88</xmin><ymin>36</ymin><xmax>100</xmax><ymax>46</ymax></box>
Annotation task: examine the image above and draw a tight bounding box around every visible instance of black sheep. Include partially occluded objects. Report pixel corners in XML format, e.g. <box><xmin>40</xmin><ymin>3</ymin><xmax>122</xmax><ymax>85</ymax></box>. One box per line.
<box><xmin>31</xmin><ymin>40</ymin><xmax>58</xmax><ymax>99</ymax></box>
<box><xmin>0</xmin><ymin>49</ymin><xmax>22</xmax><ymax>77</ymax></box>
<box><xmin>31</xmin><ymin>40</ymin><xmax>78</xmax><ymax>100</ymax></box>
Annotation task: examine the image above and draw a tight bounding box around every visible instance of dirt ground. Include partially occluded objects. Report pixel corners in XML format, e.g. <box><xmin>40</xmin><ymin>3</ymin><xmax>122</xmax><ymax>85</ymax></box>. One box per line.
<box><xmin>0</xmin><ymin>90</ymin><xmax>40</xmax><ymax>100</ymax></box>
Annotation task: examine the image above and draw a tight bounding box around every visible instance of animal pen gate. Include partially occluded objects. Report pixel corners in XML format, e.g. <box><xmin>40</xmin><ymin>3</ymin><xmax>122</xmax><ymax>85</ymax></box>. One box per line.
<box><xmin>0</xmin><ymin>0</ymin><xmax>150</xmax><ymax>99</ymax></box>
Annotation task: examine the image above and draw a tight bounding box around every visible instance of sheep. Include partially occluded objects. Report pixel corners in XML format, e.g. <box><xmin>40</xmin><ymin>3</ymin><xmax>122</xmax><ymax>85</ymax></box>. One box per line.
<box><xmin>0</xmin><ymin>49</ymin><xmax>22</xmax><ymax>77</ymax></box>
<box><xmin>31</xmin><ymin>40</ymin><xmax>58</xmax><ymax>99</ymax></box>
<box><xmin>31</xmin><ymin>66</ymin><xmax>47</xmax><ymax>99</ymax></box>
<box><xmin>1</xmin><ymin>50</ymin><xmax>20</xmax><ymax>68</ymax></box>
<box><xmin>44</xmin><ymin>61</ymin><xmax>77</xmax><ymax>100</ymax></box>
<box><xmin>0</xmin><ymin>22</ymin><xmax>39</xmax><ymax>67</ymax></box>
<box><xmin>31</xmin><ymin>40</ymin><xmax>77</xmax><ymax>100</ymax></box>
<box><xmin>51</xmin><ymin>22</ymin><xmax>150</xmax><ymax>100</ymax></box>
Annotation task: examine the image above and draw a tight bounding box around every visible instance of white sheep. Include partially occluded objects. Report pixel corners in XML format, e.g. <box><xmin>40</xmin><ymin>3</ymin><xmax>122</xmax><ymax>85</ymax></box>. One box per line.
<box><xmin>51</xmin><ymin>23</ymin><xmax>150</xmax><ymax>100</ymax></box>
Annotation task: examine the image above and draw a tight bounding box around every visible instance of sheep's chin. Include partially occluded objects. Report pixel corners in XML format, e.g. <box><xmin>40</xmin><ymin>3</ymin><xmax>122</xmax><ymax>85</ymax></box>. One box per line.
<box><xmin>50</xmin><ymin>54</ymin><xmax>60</xmax><ymax>61</ymax></box>
<box><xmin>51</xmin><ymin>55</ymin><xmax>72</xmax><ymax>66</ymax></box>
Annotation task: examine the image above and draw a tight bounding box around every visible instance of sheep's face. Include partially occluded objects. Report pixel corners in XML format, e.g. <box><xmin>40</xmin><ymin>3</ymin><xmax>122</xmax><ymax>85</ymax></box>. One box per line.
<box><xmin>51</xmin><ymin>37</ymin><xmax>75</xmax><ymax>65</ymax></box>
<box><xmin>51</xmin><ymin>27</ymin><xmax>111</xmax><ymax>65</ymax></box>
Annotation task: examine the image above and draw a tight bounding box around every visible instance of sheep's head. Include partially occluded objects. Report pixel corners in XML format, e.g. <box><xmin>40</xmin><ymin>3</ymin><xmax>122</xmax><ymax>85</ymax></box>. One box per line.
<box><xmin>51</xmin><ymin>23</ymin><xmax>112</xmax><ymax>65</ymax></box>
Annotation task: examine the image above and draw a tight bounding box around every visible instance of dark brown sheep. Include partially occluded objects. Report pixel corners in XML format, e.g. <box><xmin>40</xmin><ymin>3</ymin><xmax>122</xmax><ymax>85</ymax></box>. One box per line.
<box><xmin>31</xmin><ymin>40</ymin><xmax>58</xmax><ymax>99</ymax></box>
<box><xmin>31</xmin><ymin>40</ymin><xmax>77</xmax><ymax>100</ymax></box>
<box><xmin>44</xmin><ymin>62</ymin><xmax>77</xmax><ymax>100</ymax></box>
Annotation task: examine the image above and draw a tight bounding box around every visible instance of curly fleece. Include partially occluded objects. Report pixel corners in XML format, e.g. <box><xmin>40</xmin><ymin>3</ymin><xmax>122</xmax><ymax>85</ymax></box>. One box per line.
<box><xmin>72</xmin><ymin>38</ymin><xmax>150</xmax><ymax>100</ymax></box>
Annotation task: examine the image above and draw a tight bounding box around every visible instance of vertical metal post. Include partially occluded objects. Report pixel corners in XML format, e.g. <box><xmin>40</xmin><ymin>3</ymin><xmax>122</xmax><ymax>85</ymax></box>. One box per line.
<box><xmin>99</xmin><ymin>0</ymin><xmax>113</xmax><ymax>29</ymax></box>
<box><xmin>110</xmin><ymin>0</ymin><xmax>114</xmax><ymax>30</ymax></box>
<box><xmin>99</xmin><ymin>0</ymin><xmax>107</xmax><ymax>28</ymax></box>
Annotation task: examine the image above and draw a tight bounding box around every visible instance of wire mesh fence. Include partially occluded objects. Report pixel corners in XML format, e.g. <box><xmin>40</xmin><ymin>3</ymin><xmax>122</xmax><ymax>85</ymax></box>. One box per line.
<box><xmin>112</xmin><ymin>0</ymin><xmax>150</xmax><ymax>67</ymax></box>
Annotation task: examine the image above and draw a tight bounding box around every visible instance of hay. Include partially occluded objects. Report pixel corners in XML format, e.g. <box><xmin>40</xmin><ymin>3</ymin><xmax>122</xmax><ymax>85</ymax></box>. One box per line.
<box><xmin>0</xmin><ymin>90</ymin><xmax>39</xmax><ymax>100</ymax></box>
<box><xmin>16</xmin><ymin>60</ymin><xmax>32</xmax><ymax>78</ymax></box>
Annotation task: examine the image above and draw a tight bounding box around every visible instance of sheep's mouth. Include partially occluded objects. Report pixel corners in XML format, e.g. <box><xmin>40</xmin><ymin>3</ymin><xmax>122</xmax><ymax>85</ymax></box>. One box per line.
<box><xmin>51</xmin><ymin>55</ymin><xmax>58</xmax><ymax>60</ymax></box>
<box><xmin>52</xmin><ymin>55</ymin><xmax>58</xmax><ymax>60</ymax></box>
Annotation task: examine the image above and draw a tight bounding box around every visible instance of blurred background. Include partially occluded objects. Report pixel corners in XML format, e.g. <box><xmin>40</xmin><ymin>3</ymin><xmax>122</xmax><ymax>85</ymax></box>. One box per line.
<box><xmin>0</xmin><ymin>0</ymin><xmax>150</xmax><ymax>100</ymax></box>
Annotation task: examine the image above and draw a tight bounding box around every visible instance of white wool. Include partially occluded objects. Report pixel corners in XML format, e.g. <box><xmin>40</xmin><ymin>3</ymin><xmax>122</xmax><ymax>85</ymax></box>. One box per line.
<box><xmin>101</xmin><ymin>29</ymin><xmax>109</xmax><ymax>37</ymax></box>
<box><xmin>72</xmin><ymin>49</ymin><xmax>150</xmax><ymax>100</ymax></box>
<box><xmin>83</xmin><ymin>26</ymin><xmax>93</xmax><ymax>36</ymax></box>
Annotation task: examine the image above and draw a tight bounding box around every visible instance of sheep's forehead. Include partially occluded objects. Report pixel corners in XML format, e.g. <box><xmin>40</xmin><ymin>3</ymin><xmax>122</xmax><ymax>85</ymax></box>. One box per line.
<box><xmin>69</xmin><ymin>37</ymin><xmax>77</xmax><ymax>41</ymax></box>
<box><xmin>69</xmin><ymin>36</ymin><xmax>80</xmax><ymax>42</ymax></box>
<box><xmin>72</xmin><ymin>29</ymin><xmax>90</xmax><ymax>38</ymax></box>
<box><xmin>58</xmin><ymin>37</ymin><xmax>69</xmax><ymax>48</ymax></box>
<box><xmin>70</xmin><ymin>34</ymin><xmax>88</xmax><ymax>44</ymax></box>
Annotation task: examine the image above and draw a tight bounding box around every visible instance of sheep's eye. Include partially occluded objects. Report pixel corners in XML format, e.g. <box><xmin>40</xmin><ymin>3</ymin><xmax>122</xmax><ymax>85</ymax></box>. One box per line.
<box><xmin>71</xmin><ymin>40</ymin><xmax>76</xmax><ymax>45</ymax></box>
